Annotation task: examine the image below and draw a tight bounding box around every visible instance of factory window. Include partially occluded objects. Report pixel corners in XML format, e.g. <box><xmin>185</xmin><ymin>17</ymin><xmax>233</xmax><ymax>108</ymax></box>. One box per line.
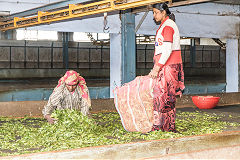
<box><xmin>180</xmin><ymin>38</ymin><xmax>191</xmax><ymax>45</ymax></box>
<box><xmin>136</xmin><ymin>34</ymin><xmax>155</xmax><ymax>44</ymax></box>
<box><xmin>73</xmin><ymin>32</ymin><xmax>109</xmax><ymax>42</ymax></box>
<box><xmin>16</xmin><ymin>29</ymin><xmax>58</xmax><ymax>41</ymax></box>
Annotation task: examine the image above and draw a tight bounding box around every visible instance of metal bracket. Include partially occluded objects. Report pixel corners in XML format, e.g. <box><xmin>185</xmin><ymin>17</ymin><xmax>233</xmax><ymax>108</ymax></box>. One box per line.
<box><xmin>135</xmin><ymin>11</ymin><xmax>149</xmax><ymax>33</ymax></box>
<box><xmin>212</xmin><ymin>38</ymin><xmax>226</xmax><ymax>49</ymax></box>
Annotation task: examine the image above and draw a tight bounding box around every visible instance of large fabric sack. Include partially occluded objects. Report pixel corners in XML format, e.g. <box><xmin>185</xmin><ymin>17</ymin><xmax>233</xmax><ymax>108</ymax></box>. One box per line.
<box><xmin>113</xmin><ymin>76</ymin><xmax>156</xmax><ymax>133</ymax></box>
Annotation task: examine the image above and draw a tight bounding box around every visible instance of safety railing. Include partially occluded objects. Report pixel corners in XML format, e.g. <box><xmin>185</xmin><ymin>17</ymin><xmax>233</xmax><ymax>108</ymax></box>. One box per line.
<box><xmin>136</xmin><ymin>45</ymin><xmax>225</xmax><ymax>69</ymax></box>
<box><xmin>0</xmin><ymin>42</ymin><xmax>110</xmax><ymax>69</ymax></box>
<box><xmin>0</xmin><ymin>44</ymin><xmax>225</xmax><ymax>69</ymax></box>
<box><xmin>181</xmin><ymin>45</ymin><xmax>225</xmax><ymax>68</ymax></box>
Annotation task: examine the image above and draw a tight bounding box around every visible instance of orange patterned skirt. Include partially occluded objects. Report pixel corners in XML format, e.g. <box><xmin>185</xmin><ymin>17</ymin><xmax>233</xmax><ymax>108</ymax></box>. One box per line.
<box><xmin>153</xmin><ymin>63</ymin><xmax>185</xmax><ymax>132</ymax></box>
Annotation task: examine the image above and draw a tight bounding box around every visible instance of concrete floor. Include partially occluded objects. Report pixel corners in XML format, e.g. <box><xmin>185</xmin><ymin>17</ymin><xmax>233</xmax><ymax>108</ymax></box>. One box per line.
<box><xmin>177</xmin><ymin>105</ymin><xmax>240</xmax><ymax>131</ymax></box>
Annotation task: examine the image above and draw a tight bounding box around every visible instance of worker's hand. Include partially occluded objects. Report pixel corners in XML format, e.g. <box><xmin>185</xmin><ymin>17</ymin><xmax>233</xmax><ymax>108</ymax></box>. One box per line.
<box><xmin>45</xmin><ymin>114</ymin><xmax>57</xmax><ymax>124</ymax></box>
<box><xmin>148</xmin><ymin>64</ymin><xmax>162</xmax><ymax>79</ymax></box>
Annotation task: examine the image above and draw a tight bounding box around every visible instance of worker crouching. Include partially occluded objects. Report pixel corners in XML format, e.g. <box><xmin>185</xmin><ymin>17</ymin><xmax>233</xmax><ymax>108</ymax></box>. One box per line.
<box><xmin>42</xmin><ymin>70</ymin><xmax>91</xmax><ymax>124</ymax></box>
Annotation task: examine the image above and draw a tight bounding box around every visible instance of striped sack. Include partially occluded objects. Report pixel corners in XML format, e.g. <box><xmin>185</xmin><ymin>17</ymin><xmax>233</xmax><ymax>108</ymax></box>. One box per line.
<box><xmin>113</xmin><ymin>76</ymin><xmax>156</xmax><ymax>133</ymax></box>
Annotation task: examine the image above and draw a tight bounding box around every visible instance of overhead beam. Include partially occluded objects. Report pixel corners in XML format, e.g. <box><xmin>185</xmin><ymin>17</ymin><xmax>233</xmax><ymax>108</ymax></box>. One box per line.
<box><xmin>0</xmin><ymin>0</ymin><xmax>170</xmax><ymax>31</ymax></box>
<box><xmin>8</xmin><ymin>0</ymin><xmax>93</xmax><ymax>19</ymax></box>
<box><xmin>24</xmin><ymin>2</ymin><xmax>239</xmax><ymax>38</ymax></box>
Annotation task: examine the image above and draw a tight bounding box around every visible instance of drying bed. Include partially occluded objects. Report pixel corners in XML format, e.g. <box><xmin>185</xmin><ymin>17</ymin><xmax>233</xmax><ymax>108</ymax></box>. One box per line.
<box><xmin>0</xmin><ymin>109</ymin><xmax>239</xmax><ymax>157</ymax></box>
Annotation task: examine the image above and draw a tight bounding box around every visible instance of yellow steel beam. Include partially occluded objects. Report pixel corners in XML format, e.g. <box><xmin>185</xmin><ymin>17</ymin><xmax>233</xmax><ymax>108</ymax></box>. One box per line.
<box><xmin>0</xmin><ymin>0</ymin><xmax>170</xmax><ymax>31</ymax></box>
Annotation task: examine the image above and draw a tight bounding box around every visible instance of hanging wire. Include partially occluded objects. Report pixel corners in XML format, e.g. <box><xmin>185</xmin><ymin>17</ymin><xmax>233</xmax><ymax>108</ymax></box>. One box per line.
<box><xmin>103</xmin><ymin>12</ymin><xmax>110</xmax><ymax>33</ymax></box>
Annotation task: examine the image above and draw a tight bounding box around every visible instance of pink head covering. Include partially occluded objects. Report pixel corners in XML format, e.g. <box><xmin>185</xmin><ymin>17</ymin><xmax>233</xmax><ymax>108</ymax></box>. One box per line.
<box><xmin>57</xmin><ymin>70</ymin><xmax>88</xmax><ymax>99</ymax></box>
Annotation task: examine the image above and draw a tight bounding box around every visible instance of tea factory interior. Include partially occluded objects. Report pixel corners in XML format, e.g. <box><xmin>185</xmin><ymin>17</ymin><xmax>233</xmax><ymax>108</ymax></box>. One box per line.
<box><xmin>0</xmin><ymin>0</ymin><xmax>240</xmax><ymax>159</ymax></box>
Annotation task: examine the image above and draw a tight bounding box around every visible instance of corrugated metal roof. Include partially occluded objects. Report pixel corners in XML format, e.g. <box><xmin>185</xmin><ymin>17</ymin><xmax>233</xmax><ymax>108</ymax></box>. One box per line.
<box><xmin>214</xmin><ymin>0</ymin><xmax>240</xmax><ymax>5</ymax></box>
<box><xmin>172</xmin><ymin>0</ymin><xmax>240</xmax><ymax>5</ymax></box>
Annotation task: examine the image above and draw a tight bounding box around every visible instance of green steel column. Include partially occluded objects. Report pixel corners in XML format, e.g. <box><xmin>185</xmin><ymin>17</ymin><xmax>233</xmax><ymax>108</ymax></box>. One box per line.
<box><xmin>121</xmin><ymin>10</ymin><xmax>136</xmax><ymax>84</ymax></box>
<box><xmin>62</xmin><ymin>32</ymin><xmax>69</xmax><ymax>69</ymax></box>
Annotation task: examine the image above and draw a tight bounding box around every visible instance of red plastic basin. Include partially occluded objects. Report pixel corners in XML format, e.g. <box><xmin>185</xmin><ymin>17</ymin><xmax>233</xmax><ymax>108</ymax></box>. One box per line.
<box><xmin>192</xmin><ymin>96</ymin><xmax>220</xmax><ymax>109</ymax></box>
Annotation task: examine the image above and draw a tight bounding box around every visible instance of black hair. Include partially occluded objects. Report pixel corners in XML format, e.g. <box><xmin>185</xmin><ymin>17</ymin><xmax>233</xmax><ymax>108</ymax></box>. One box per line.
<box><xmin>153</xmin><ymin>2</ymin><xmax>175</xmax><ymax>22</ymax></box>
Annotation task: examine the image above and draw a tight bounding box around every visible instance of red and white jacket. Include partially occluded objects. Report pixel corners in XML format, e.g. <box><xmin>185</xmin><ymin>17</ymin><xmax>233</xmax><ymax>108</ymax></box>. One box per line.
<box><xmin>154</xmin><ymin>17</ymin><xmax>182</xmax><ymax>66</ymax></box>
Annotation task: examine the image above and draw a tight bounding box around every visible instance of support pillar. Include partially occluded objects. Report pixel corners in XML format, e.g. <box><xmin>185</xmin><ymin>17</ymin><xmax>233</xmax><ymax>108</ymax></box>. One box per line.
<box><xmin>226</xmin><ymin>39</ymin><xmax>240</xmax><ymax>92</ymax></box>
<box><xmin>190</xmin><ymin>38</ymin><xmax>196</xmax><ymax>67</ymax></box>
<box><xmin>62</xmin><ymin>32</ymin><xmax>69</xmax><ymax>69</ymax></box>
<box><xmin>110</xmin><ymin>11</ymin><xmax>136</xmax><ymax>98</ymax></box>
<box><xmin>110</xmin><ymin>33</ymin><xmax>122</xmax><ymax>98</ymax></box>
<box><xmin>121</xmin><ymin>10</ymin><xmax>136</xmax><ymax>84</ymax></box>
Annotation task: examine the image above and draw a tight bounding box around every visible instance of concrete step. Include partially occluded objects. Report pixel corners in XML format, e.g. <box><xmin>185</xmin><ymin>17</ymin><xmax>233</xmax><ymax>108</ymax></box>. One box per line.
<box><xmin>3</xmin><ymin>131</ymin><xmax>240</xmax><ymax>159</ymax></box>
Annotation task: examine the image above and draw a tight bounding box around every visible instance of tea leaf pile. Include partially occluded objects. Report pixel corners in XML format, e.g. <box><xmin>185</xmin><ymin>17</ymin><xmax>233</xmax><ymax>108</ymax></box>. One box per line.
<box><xmin>0</xmin><ymin>110</ymin><xmax>239</xmax><ymax>156</ymax></box>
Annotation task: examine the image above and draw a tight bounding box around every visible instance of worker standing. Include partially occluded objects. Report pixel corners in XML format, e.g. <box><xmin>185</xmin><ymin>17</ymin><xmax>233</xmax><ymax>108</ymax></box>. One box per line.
<box><xmin>148</xmin><ymin>2</ymin><xmax>185</xmax><ymax>132</ymax></box>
